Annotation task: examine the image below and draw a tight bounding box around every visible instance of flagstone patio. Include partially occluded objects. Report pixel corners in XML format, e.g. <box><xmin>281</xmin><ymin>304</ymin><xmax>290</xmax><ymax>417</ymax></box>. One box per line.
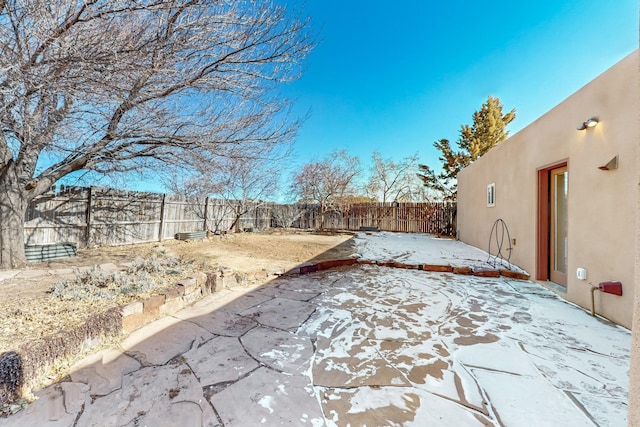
<box><xmin>1</xmin><ymin>233</ymin><xmax>630</xmax><ymax>426</ymax></box>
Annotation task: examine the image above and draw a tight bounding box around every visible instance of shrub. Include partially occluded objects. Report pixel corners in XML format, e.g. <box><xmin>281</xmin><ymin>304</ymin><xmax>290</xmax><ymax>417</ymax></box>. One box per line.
<box><xmin>51</xmin><ymin>250</ymin><xmax>190</xmax><ymax>301</ymax></box>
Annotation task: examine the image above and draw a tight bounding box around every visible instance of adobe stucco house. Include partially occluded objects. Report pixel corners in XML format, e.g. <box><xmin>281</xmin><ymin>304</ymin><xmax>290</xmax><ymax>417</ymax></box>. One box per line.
<box><xmin>458</xmin><ymin>50</ymin><xmax>638</xmax><ymax>327</ymax></box>
<box><xmin>457</xmin><ymin>49</ymin><xmax>640</xmax><ymax>423</ymax></box>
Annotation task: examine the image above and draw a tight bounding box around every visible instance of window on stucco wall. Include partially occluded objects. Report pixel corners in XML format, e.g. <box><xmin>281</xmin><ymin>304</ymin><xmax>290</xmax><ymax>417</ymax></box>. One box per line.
<box><xmin>487</xmin><ymin>183</ymin><xmax>495</xmax><ymax>207</ymax></box>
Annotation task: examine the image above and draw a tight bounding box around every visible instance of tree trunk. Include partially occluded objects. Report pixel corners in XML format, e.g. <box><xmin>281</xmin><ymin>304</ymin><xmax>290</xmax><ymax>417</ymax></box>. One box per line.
<box><xmin>318</xmin><ymin>204</ymin><xmax>326</xmax><ymax>231</ymax></box>
<box><xmin>0</xmin><ymin>184</ymin><xmax>28</xmax><ymax>269</ymax></box>
<box><xmin>229</xmin><ymin>203</ymin><xmax>250</xmax><ymax>233</ymax></box>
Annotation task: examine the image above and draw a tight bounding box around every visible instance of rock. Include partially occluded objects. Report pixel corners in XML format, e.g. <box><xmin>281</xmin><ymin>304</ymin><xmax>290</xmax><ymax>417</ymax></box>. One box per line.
<box><xmin>175</xmin><ymin>309</ymin><xmax>257</xmax><ymax>337</ymax></box>
<box><xmin>192</xmin><ymin>272</ymin><xmax>208</xmax><ymax>287</ymax></box>
<box><xmin>423</xmin><ymin>264</ymin><xmax>454</xmax><ymax>273</ymax></box>
<box><xmin>240</xmin><ymin>297</ymin><xmax>316</xmax><ymax>331</ymax></box>
<box><xmin>121</xmin><ymin>317</ymin><xmax>213</xmax><ymax>366</ymax></box>
<box><xmin>61</xmin><ymin>382</ymin><xmax>89</xmax><ymax>414</ymax></box>
<box><xmin>499</xmin><ymin>269</ymin><xmax>530</xmax><ymax>280</ymax></box>
<box><xmin>70</xmin><ymin>349</ymin><xmax>141</xmax><ymax>396</ymax></box>
<box><xmin>183</xmin><ymin>336</ymin><xmax>259</xmax><ymax>386</ymax></box>
<box><xmin>159</xmin><ymin>298</ymin><xmax>185</xmax><ymax>316</ymax></box>
<box><xmin>163</xmin><ymin>286</ymin><xmax>184</xmax><ymax>301</ymax></box>
<box><xmin>121</xmin><ymin>301</ymin><xmax>143</xmax><ymax>317</ymax></box>
<box><xmin>453</xmin><ymin>266</ymin><xmax>473</xmax><ymax>275</ymax></box>
<box><xmin>474</xmin><ymin>269</ymin><xmax>500</xmax><ymax>278</ymax></box>
<box><xmin>315</xmin><ymin>258</ymin><xmax>357</xmax><ymax>270</ymax></box>
<box><xmin>241</xmin><ymin>326</ymin><xmax>314</xmax><ymax>375</ymax></box>
<box><xmin>143</xmin><ymin>295</ymin><xmax>166</xmax><ymax>314</ymax></box>
<box><xmin>205</xmin><ymin>271</ymin><xmax>223</xmax><ymax>293</ymax></box>
<box><xmin>210</xmin><ymin>367</ymin><xmax>324</xmax><ymax>426</ymax></box>
<box><xmin>177</xmin><ymin>278</ymin><xmax>198</xmax><ymax>295</ymax></box>
<box><xmin>77</xmin><ymin>363</ymin><xmax>216</xmax><ymax>427</ymax></box>
<box><xmin>36</xmin><ymin>385</ymin><xmax>65</xmax><ymax>421</ymax></box>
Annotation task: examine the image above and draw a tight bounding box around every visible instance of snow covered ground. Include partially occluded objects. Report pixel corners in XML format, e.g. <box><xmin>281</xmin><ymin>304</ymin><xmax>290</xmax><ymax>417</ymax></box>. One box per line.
<box><xmin>6</xmin><ymin>232</ymin><xmax>630</xmax><ymax>426</ymax></box>
<box><xmin>299</xmin><ymin>232</ymin><xmax>629</xmax><ymax>426</ymax></box>
<box><xmin>354</xmin><ymin>231</ymin><xmax>527</xmax><ymax>273</ymax></box>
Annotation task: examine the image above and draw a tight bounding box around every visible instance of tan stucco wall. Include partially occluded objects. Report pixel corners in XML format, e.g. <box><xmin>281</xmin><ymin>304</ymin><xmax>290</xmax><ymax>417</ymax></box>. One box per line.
<box><xmin>627</xmin><ymin>50</ymin><xmax>640</xmax><ymax>427</ymax></box>
<box><xmin>629</xmin><ymin>138</ymin><xmax>640</xmax><ymax>421</ymax></box>
<box><xmin>457</xmin><ymin>50</ymin><xmax>639</xmax><ymax>328</ymax></box>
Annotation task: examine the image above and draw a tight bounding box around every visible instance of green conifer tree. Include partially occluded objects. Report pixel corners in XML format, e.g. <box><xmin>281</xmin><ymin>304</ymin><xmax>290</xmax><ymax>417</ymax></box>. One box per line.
<box><xmin>418</xmin><ymin>96</ymin><xmax>515</xmax><ymax>200</ymax></box>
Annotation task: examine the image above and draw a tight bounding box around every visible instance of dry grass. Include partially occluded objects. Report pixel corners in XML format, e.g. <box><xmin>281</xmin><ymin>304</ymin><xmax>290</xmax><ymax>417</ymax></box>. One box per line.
<box><xmin>0</xmin><ymin>230</ymin><xmax>354</xmax><ymax>355</ymax></box>
<box><xmin>0</xmin><ymin>230</ymin><xmax>355</xmax><ymax>409</ymax></box>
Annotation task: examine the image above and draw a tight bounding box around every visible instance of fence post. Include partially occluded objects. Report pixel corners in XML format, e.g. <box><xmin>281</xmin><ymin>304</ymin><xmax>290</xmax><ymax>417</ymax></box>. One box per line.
<box><xmin>84</xmin><ymin>186</ymin><xmax>93</xmax><ymax>247</ymax></box>
<box><xmin>158</xmin><ymin>193</ymin><xmax>166</xmax><ymax>242</ymax></box>
<box><xmin>203</xmin><ymin>196</ymin><xmax>209</xmax><ymax>233</ymax></box>
<box><xmin>394</xmin><ymin>202</ymin><xmax>398</xmax><ymax>232</ymax></box>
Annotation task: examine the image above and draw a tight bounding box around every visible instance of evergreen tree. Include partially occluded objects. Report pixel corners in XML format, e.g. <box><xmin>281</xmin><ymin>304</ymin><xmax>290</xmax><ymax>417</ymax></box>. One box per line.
<box><xmin>418</xmin><ymin>96</ymin><xmax>515</xmax><ymax>200</ymax></box>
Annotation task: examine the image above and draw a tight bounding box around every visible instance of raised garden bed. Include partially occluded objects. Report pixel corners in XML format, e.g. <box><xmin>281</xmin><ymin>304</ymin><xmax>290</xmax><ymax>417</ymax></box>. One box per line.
<box><xmin>174</xmin><ymin>231</ymin><xmax>207</xmax><ymax>240</ymax></box>
<box><xmin>25</xmin><ymin>243</ymin><xmax>77</xmax><ymax>263</ymax></box>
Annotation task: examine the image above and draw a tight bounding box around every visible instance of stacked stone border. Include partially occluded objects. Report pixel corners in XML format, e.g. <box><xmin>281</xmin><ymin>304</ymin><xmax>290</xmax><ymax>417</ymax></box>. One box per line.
<box><xmin>0</xmin><ymin>267</ymin><xmax>281</xmax><ymax>408</ymax></box>
<box><xmin>287</xmin><ymin>257</ymin><xmax>530</xmax><ymax>282</ymax></box>
<box><xmin>0</xmin><ymin>257</ymin><xmax>529</xmax><ymax>407</ymax></box>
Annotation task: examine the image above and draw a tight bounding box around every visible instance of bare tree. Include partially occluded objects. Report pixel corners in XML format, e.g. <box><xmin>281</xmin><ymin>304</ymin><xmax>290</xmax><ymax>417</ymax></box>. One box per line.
<box><xmin>365</xmin><ymin>152</ymin><xmax>420</xmax><ymax>203</ymax></box>
<box><xmin>218</xmin><ymin>157</ymin><xmax>280</xmax><ymax>232</ymax></box>
<box><xmin>401</xmin><ymin>174</ymin><xmax>439</xmax><ymax>202</ymax></box>
<box><xmin>0</xmin><ymin>0</ymin><xmax>314</xmax><ymax>268</ymax></box>
<box><xmin>291</xmin><ymin>150</ymin><xmax>360</xmax><ymax>230</ymax></box>
<box><xmin>272</xmin><ymin>204</ymin><xmax>306</xmax><ymax>230</ymax></box>
<box><xmin>165</xmin><ymin>147</ymin><xmax>282</xmax><ymax>232</ymax></box>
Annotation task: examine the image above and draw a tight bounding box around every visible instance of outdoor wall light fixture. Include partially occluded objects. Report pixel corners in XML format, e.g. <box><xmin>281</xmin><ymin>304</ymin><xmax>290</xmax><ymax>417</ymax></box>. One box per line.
<box><xmin>577</xmin><ymin>117</ymin><xmax>599</xmax><ymax>130</ymax></box>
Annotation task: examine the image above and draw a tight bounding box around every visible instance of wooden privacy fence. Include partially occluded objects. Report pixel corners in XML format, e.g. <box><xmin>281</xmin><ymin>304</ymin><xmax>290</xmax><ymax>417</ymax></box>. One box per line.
<box><xmin>348</xmin><ymin>202</ymin><xmax>456</xmax><ymax>234</ymax></box>
<box><xmin>24</xmin><ymin>186</ymin><xmax>457</xmax><ymax>248</ymax></box>
<box><xmin>24</xmin><ymin>186</ymin><xmax>273</xmax><ymax>247</ymax></box>
<box><xmin>295</xmin><ymin>202</ymin><xmax>457</xmax><ymax>235</ymax></box>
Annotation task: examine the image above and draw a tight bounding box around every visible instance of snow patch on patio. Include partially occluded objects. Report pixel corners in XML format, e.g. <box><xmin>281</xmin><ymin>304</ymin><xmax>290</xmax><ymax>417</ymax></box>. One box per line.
<box><xmin>302</xmin><ymin>261</ymin><xmax>630</xmax><ymax>426</ymax></box>
<box><xmin>354</xmin><ymin>231</ymin><xmax>527</xmax><ymax>273</ymax></box>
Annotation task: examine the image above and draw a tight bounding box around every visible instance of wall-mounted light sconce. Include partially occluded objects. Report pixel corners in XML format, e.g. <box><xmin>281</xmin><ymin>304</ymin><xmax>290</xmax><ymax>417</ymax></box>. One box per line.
<box><xmin>577</xmin><ymin>117</ymin><xmax>599</xmax><ymax>130</ymax></box>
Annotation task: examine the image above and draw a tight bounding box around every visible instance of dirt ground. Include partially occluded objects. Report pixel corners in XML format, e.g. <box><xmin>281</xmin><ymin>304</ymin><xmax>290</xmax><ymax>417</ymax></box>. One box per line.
<box><xmin>0</xmin><ymin>229</ymin><xmax>355</xmax><ymax>355</ymax></box>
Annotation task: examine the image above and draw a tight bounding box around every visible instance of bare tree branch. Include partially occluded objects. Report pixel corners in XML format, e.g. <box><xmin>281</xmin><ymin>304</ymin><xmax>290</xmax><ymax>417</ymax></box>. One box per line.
<box><xmin>366</xmin><ymin>152</ymin><xmax>420</xmax><ymax>203</ymax></box>
<box><xmin>0</xmin><ymin>0</ymin><xmax>314</xmax><ymax>268</ymax></box>
<box><xmin>290</xmin><ymin>150</ymin><xmax>361</xmax><ymax>230</ymax></box>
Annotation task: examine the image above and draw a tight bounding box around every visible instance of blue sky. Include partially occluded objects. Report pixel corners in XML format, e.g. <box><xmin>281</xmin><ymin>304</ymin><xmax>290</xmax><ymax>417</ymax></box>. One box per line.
<box><xmin>281</xmin><ymin>0</ymin><xmax>638</xmax><ymax>175</ymax></box>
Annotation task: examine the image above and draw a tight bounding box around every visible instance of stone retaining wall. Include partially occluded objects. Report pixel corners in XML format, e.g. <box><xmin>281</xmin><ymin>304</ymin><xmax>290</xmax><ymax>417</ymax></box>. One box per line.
<box><xmin>289</xmin><ymin>258</ymin><xmax>530</xmax><ymax>281</ymax></box>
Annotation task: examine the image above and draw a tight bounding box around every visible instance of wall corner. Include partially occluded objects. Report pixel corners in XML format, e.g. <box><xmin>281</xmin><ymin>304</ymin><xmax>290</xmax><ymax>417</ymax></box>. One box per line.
<box><xmin>627</xmin><ymin>77</ymin><xmax>640</xmax><ymax>423</ymax></box>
